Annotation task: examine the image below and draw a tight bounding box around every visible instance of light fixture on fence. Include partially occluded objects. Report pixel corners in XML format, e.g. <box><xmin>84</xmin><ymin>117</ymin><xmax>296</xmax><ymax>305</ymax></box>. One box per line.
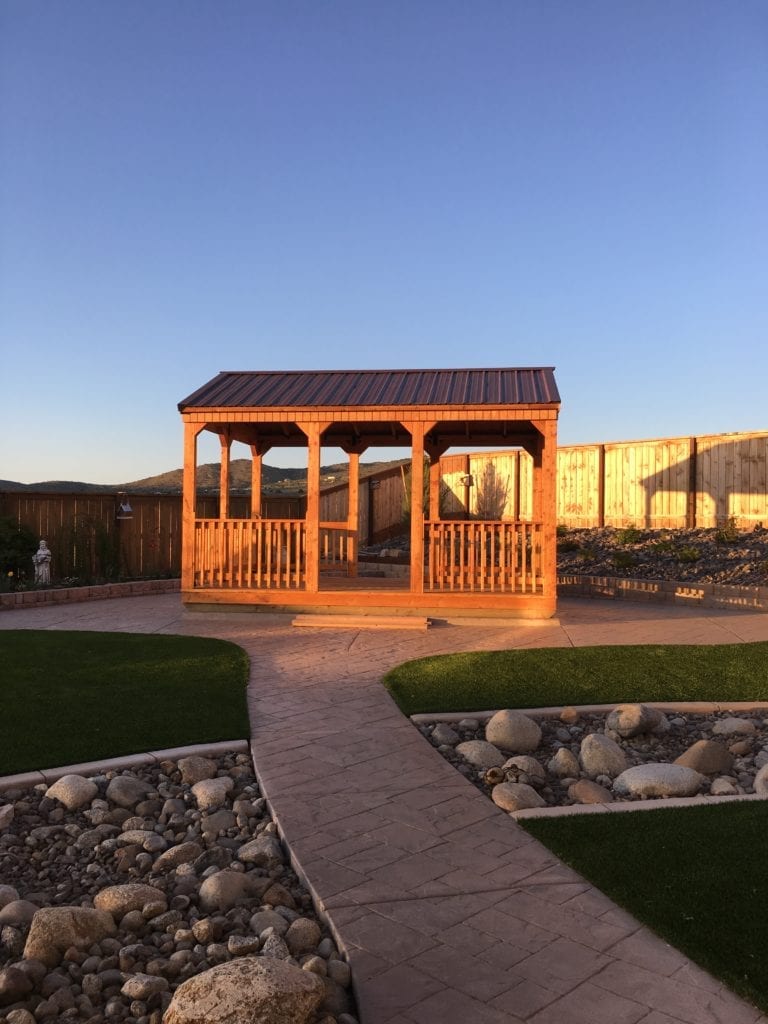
<box><xmin>116</xmin><ymin>493</ymin><xmax>134</xmax><ymax>520</ymax></box>
<box><xmin>369</xmin><ymin>479</ymin><xmax>380</xmax><ymax>490</ymax></box>
<box><xmin>460</xmin><ymin>474</ymin><xmax>474</xmax><ymax>488</ymax></box>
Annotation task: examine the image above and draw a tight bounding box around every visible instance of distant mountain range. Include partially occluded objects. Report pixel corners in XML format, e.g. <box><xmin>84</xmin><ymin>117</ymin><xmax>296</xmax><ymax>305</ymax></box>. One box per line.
<box><xmin>0</xmin><ymin>458</ymin><xmax>407</xmax><ymax>495</ymax></box>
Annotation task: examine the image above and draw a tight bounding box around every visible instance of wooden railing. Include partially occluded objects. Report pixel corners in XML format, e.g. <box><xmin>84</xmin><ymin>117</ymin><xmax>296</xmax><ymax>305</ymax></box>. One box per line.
<box><xmin>425</xmin><ymin>521</ymin><xmax>543</xmax><ymax>593</ymax></box>
<box><xmin>193</xmin><ymin>519</ymin><xmax>306</xmax><ymax>589</ymax></box>
<box><xmin>319</xmin><ymin>523</ymin><xmax>355</xmax><ymax>571</ymax></box>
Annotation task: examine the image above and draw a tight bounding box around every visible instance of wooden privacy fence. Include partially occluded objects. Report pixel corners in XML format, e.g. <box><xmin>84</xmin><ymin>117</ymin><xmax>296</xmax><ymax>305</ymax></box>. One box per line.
<box><xmin>557</xmin><ymin>430</ymin><xmax>768</xmax><ymax>529</ymax></box>
<box><xmin>3</xmin><ymin>429</ymin><xmax>766</xmax><ymax>581</ymax></box>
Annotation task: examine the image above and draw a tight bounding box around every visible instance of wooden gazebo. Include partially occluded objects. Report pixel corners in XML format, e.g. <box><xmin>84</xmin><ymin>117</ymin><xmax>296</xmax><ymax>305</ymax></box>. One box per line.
<box><xmin>178</xmin><ymin>367</ymin><xmax>560</xmax><ymax>617</ymax></box>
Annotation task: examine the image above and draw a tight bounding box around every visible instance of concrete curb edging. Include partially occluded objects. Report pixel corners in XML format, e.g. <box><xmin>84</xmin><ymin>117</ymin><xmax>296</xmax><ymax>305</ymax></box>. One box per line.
<box><xmin>0</xmin><ymin>578</ymin><xmax>180</xmax><ymax>611</ymax></box>
<box><xmin>558</xmin><ymin>573</ymin><xmax>768</xmax><ymax>612</ymax></box>
<box><xmin>411</xmin><ymin>700</ymin><xmax>768</xmax><ymax>725</ymax></box>
<box><xmin>0</xmin><ymin>739</ymin><xmax>249</xmax><ymax>793</ymax></box>
<box><xmin>511</xmin><ymin>791</ymin><xmax>767</xmax><ymax>820</ymax></box>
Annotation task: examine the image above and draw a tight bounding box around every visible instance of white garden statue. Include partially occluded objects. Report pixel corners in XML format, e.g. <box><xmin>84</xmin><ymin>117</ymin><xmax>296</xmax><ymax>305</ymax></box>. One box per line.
<box><xmin>33</xmin><ymin>539</ymin><xmax>52</xmax><ymax>584</ymax></box>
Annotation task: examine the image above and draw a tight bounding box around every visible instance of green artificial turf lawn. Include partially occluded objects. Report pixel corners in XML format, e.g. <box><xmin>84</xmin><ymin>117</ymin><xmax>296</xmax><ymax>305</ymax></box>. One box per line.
<box><xmin>522</xmin><ymin>801</ymin><xmax>768</xmax><ymax>1014</ymax></box>
<box><xmin>0</xmin><ymin>630</ymin><xmax>250</xmax><ymax>774</ymax></box>
<box><xmin>382</xmin><ymin>642</ymin><xmax>768</xmax><ymax>716</ymax></box>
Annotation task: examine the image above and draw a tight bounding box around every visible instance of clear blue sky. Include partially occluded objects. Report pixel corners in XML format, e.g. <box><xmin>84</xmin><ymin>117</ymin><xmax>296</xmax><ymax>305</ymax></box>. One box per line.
<box><xmin>1</xmin><ymin>1</ymin><xmax>766</xmax><ymax>483</ymax></box>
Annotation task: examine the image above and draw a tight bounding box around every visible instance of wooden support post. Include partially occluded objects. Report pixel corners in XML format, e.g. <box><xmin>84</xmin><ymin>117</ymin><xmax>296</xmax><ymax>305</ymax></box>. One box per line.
<box><xmin>597</xmin><ymin>444</ymin><xmax>606</xmax><ymax>528</ymax></box>
<box><xmin>426</xmin><ymin>442</ymin><xmax>448</xmax><ymax>522</ymax></box>
<box><xmin>182</xmin><ymin>421</ymin><xmax>205</xmax><ymax>592</ymax></box>
<box><xmin>532</xmin><ymin>419</ymin><xmax>558</xmax><ymax>605</ymax></box>
<box><xmin>347</xmin><ymin>451</ymin><xmax>359</xmax><ymax>577</ymax></box>
<box><xmin>300</xmin><ymin>422</ymin><xmax>327</xmax><ymax>593</ymax></box>
<box><xmin>219</xmin><ymin>432</ymin><xmax>231</xmax><ymax>520</ymax></box>
<box><xmin>250</xmin><ymin>445</ymin><xmax>263</xmax><ymax>518</ymax></box>
<box><xmin>463</xmin><ymin>453</ymin><xmax>472</xmax><ymax>519</ymax></box>
<box><xmin>403</xmin><ymin>422</ymin><xmax>434</xmax><ymax>596</ymax></box>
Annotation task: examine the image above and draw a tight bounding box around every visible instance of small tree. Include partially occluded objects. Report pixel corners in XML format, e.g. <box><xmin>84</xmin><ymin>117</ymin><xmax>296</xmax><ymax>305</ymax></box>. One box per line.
<box><xmin>474</xmin><ymin>463</ymin><xmax>511</xmax><ymax>520</ymax></box>
<box><xmin>0</xmin><ymin>516</ymin><xmax>38</xmax><ymax>585</ymax></box>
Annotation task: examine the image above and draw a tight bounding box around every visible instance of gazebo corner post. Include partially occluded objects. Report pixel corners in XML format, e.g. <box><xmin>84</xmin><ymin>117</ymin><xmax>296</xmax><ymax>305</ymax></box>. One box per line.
<box><xmin>181</xmin><ymin>421</ymin><xmax>205</xmax><ymax>593</ymax></box>
<box><xmin>249</xmin><ymin>443</ymin><xmax>266</xmax><ymax>519</ymax></box>
<box><xmin>532</xmin><ymin>418</ymin><xmax>559</xmax><ymax>611</ymax></box>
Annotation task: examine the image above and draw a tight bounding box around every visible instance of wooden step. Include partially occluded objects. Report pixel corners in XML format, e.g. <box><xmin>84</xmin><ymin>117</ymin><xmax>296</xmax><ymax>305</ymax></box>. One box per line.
<box><xmin>292</xmin><ymin>613</ymin><xmax>431</xmax><ymax>631</ymax></box>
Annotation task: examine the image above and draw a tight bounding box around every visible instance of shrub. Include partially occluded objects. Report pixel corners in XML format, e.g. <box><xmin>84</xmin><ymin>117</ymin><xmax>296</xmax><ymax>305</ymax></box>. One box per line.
<box><xmin>676</xmin><ymin>546</ymin><xmax>701</xmax><ymax>563</ymax></box>
<box><xmin>612</xmin><ymin>551</ymin><xmax>638</xmax><ymax>569</ymax></box>
<box><xmin>715</xmin><ymin>518</ymin><xmax>740</xmax><ymax>544</ymax></box>
<box><xmin>616</xmin><ymin>527</ymin><xmax>642</xmax><ymax>545</ymax></box>
<box><xmin>557</xmin><ymin>539</ymin><xmax>581</xmax><ymax>553</ymax></box>
<box><xmin>0</xmin><ymin>516</ymin><xmax>38</xmax><ymax>587</ymax></box>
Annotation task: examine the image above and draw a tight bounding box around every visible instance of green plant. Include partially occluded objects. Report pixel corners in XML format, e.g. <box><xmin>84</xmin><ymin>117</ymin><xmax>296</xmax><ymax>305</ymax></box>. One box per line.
<box><xmin>716</xmin><ymin>517</ymin><xmax>740</xmax><ymax>544</ymax></box>
<box><xmin>615</xmin><ymin>527</ymin><xmax>642</xmax><ymax>544</ymax></box>
<box><xmin>651</xmin><ymin>538</ymin><xmax>676</xmax><ymax>553</ymax></box>
<box><xmin>612</xmin><ymin>550</ymin><xmax>638</xmax><ymax>569</ymax></box>
<box><xmin>556</xmin><ymin>538</ymin><xmax>581</xmax><ymax>553</ymax></box>
<box><xmin>0</xmin><ymin>515</ymin><xmax>38</xmax><ymax>581</ymax></box>
<box><xmin>676</xmin><ymin>546</ymin><xmax>701</xmax><ymax>563</ymax></box>
<box><xmin>577</xmin><ymin>546</ymin><xmax>598</xmax><ymax>561</ymax></box>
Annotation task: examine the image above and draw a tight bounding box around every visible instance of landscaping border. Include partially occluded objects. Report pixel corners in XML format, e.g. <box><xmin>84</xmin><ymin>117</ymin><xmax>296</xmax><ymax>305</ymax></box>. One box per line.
<box><xmin>0</xmin><ymin>577</ymin><xmax>180</xmax><ymax>611</ymax></box>
<box><xmin>558</xmin><ymin>573</ymin><xmax>768</xmax><ymax>612</ymax></box>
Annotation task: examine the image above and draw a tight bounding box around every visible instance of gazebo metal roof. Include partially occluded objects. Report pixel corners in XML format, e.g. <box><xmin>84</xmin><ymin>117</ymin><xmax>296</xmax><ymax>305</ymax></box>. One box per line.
<box><xmin>179</xmin><ymin>367</ymin><xmax>560</xmax><ymax>411</ymax></box>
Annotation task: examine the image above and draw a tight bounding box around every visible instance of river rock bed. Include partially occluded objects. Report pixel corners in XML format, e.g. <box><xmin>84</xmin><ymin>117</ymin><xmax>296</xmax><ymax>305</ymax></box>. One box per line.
<box><xmin>0</xmin><ymin>753</ymin><xmax>357</xmax><ymax>1024</ymax></box>
<box><xmin>421</xmin><ymin>706</ymin><xmax>768</xmax><ymax>811</ymax></box>
<box><xmin>556</xmin><ymin>525</ymin><xmax>768</xmax><ymax>587</ymax></box>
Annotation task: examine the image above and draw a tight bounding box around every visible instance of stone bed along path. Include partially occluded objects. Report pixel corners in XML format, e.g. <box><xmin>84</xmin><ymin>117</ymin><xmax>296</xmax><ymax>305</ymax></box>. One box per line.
<box><xmin>2</xmin><ymin>593</ymin><xmax>768</xmax><ymax>1024</ymax></box>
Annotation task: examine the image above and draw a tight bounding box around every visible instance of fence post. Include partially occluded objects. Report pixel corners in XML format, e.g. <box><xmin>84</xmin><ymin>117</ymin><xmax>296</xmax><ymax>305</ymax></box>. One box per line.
<box><xmin>687</xmin><ymin>437</ymin><xmax>698</xmax><ymax>529</ymax></box>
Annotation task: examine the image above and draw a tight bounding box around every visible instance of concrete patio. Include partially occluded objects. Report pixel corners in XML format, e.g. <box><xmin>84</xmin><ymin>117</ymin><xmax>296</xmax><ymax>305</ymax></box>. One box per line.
<box><xmin>2</xmin><ymin>595</ymin><xmax>767</xmax><ymax>1024</ymax></box>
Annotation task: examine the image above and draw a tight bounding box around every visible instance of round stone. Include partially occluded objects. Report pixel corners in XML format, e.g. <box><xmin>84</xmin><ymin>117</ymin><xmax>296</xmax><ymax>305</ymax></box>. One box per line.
<box><xmin>490</xmin><ymin>782</ymin><xmax>546</xmax><ymax>812</ymax></box>
<box><xmin>485</xmin><ymin>710</ymin><xmax>542</xmax><ymax>752</ymax></box>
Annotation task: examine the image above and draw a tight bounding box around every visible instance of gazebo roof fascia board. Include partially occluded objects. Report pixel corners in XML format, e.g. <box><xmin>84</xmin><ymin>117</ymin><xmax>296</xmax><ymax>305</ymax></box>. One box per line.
<box><xmin>179</xmin><ymin>367</ymin><xmax>560</xmax><ymax>413</ymax></box>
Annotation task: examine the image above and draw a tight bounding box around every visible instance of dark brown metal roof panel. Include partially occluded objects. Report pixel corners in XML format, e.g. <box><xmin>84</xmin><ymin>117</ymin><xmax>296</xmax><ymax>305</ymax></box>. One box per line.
<box><xmin>178</xmin><ymin>368</ymin><xmax>560</xmax><ymax>411</ymax></box>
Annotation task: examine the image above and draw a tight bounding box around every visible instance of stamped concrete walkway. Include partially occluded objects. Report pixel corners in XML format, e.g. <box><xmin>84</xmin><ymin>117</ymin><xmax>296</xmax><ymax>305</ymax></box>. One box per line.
<box><xmin>3</xmin><ymin>596</ymin><xmax>768</xmax><ymax>1024</ymax></box>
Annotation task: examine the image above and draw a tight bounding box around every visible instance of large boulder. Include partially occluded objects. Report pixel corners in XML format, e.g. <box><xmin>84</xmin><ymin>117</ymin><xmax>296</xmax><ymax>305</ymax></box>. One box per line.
<box><xmin>613</xmin><ymin>764</ymin><xmax>704</xmax><ymax>798</ymax></box>
<box><xmin>178</xmin><ymin>756</ymin><xmax>218</xmax><ymax>785</ymax></box>
<box><xmin>192</xmin><ymin>777</ymin><xmax>234</xmax><ymax>811</ymax></box>
<box><xmin>579</xmin><ymin>734</ymin><xmax>628</xmax><ymax>779</ymax></box>
<box><xmin>163</xmin><ymin>956</ymin><xmax>324</xmax><ymax>1024</ymax></box>
<box><xmin>674</xmin><ymin>740</ymin><xmax>733</xmax><ymax>775</ymax></box>
<box><xmin>198</xmin><ymin>870</ymin><xmax>271</xmax><ymax>913</ymax></box>
<box><xmin>93</xmin><ymin>883</ymin><xmax>166</xmax><ymax>919</ymax></box>
<box><xmin>105</xmin><ymin>774</ymin><xmax>152</xmax><ymax>809</ymax></box>
<box><xmin>455</xmin><ymin>740</ymin><xmax>505</xmax><ymax>769</ymax></box>
<box><xmin>485</xmin><ymin>710</ymin><xmax>542</xmax><ymax>752</ymax></box>
<box><xmin>23</xmin><ymin>907</ymin><xmax>117</xmax><ymax>967</ymax></box>
<box><xmin>605</xmin><ymin>704</ymin><xmax>668</xmax><ymax>738</ymax></box>
<box><xmin>45</xmin><ymin>775</ymin><xmax>98</xmax><ymax>811</ymax></box>
<box><xmin>237</xmin><ymin>834</ymin><xmax>285</xmax><ymax>869</ymax></box>
<box><xmin>548</xmin><ymin>748</ymin><xmax>580</xmax><ymax>778</ymax></box>
<box><xmin>490</xmin><ymin>782</ymin><xmax>546</xmax><ymax>812</ymax></box>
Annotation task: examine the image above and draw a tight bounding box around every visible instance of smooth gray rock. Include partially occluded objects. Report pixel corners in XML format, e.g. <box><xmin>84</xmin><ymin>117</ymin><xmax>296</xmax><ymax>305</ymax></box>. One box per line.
<box><xmin>754</xmin><ymin>763</ymin><xmax>768</xmax><ymax>796</ymax></box>
<box><xmin>198</xmin><ymin>870</ymin><xmax>270</xmax><ymax>913</ymax></box>
<box><xmin>93</xmin><ymin>883</ymin><xmax>166</xmax><ymax>918</ymax></box>
<box><xmin>192</xmin><ymin>777</ymin><xmax>234</xmax><ymax>810</ymax></box>
<box><xmin>568</xmin><ymin>779</ymin><xmax>614</xmax><ymax>804</ymax></box>
<box><xmin>712</xmin><ymin>717</ymin><xmax>757</xmax><ymax>737</ymax></box>
<box><xmin>674</xmin><ymin>740</ymin><xmax>733</xmax><ymax>775</ymax></box>
<box><xmin>485</xmin><ymin>709</ymin><xmax>542</xmax><ymax>752</ymax></box>
<box><xmin>580</xmin><ymin>733</ymin><xmax>628</xmax><ymax>779</ymax></box>
<box><xmin>490</xmin><ymin>782</ymin><xmax>546</xmax><ymax>812</ymax></box>
<box><xmin>455</xmin><ymin>740</ymin><xmax>505</xmax><ymax>769</ymax></box>
<box><xmin>178</xmin><ymin>756</ymin><xmax>218</xmax><ymax>785</ymax></box>
<box><xmin>548</xmin><ymin>747</ymin><xmax>581</xmax><ymax>778</ymax></box>
<box><xmin>431</xmin><ymin>723</ymin><xmax>460</xmax><ymax>746</ymax></box>
<box><xmin>605</xmin><ymin>703</ymin><xmax>667</xmax><ymax>738</ymax></box>
<box><xmin>237</xmin><ymin>834</ymin><xmax>285</xmax><ymax>869</ymax></box>
<box><xmin>613</xmin><ymin>764</ymin><xmax>704</xmax><ymax>798</ymax></box>
<box><xmin>105</xmin><ymin>774</ymin><xmax>151</xmax><ymax>809</ymax></box>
